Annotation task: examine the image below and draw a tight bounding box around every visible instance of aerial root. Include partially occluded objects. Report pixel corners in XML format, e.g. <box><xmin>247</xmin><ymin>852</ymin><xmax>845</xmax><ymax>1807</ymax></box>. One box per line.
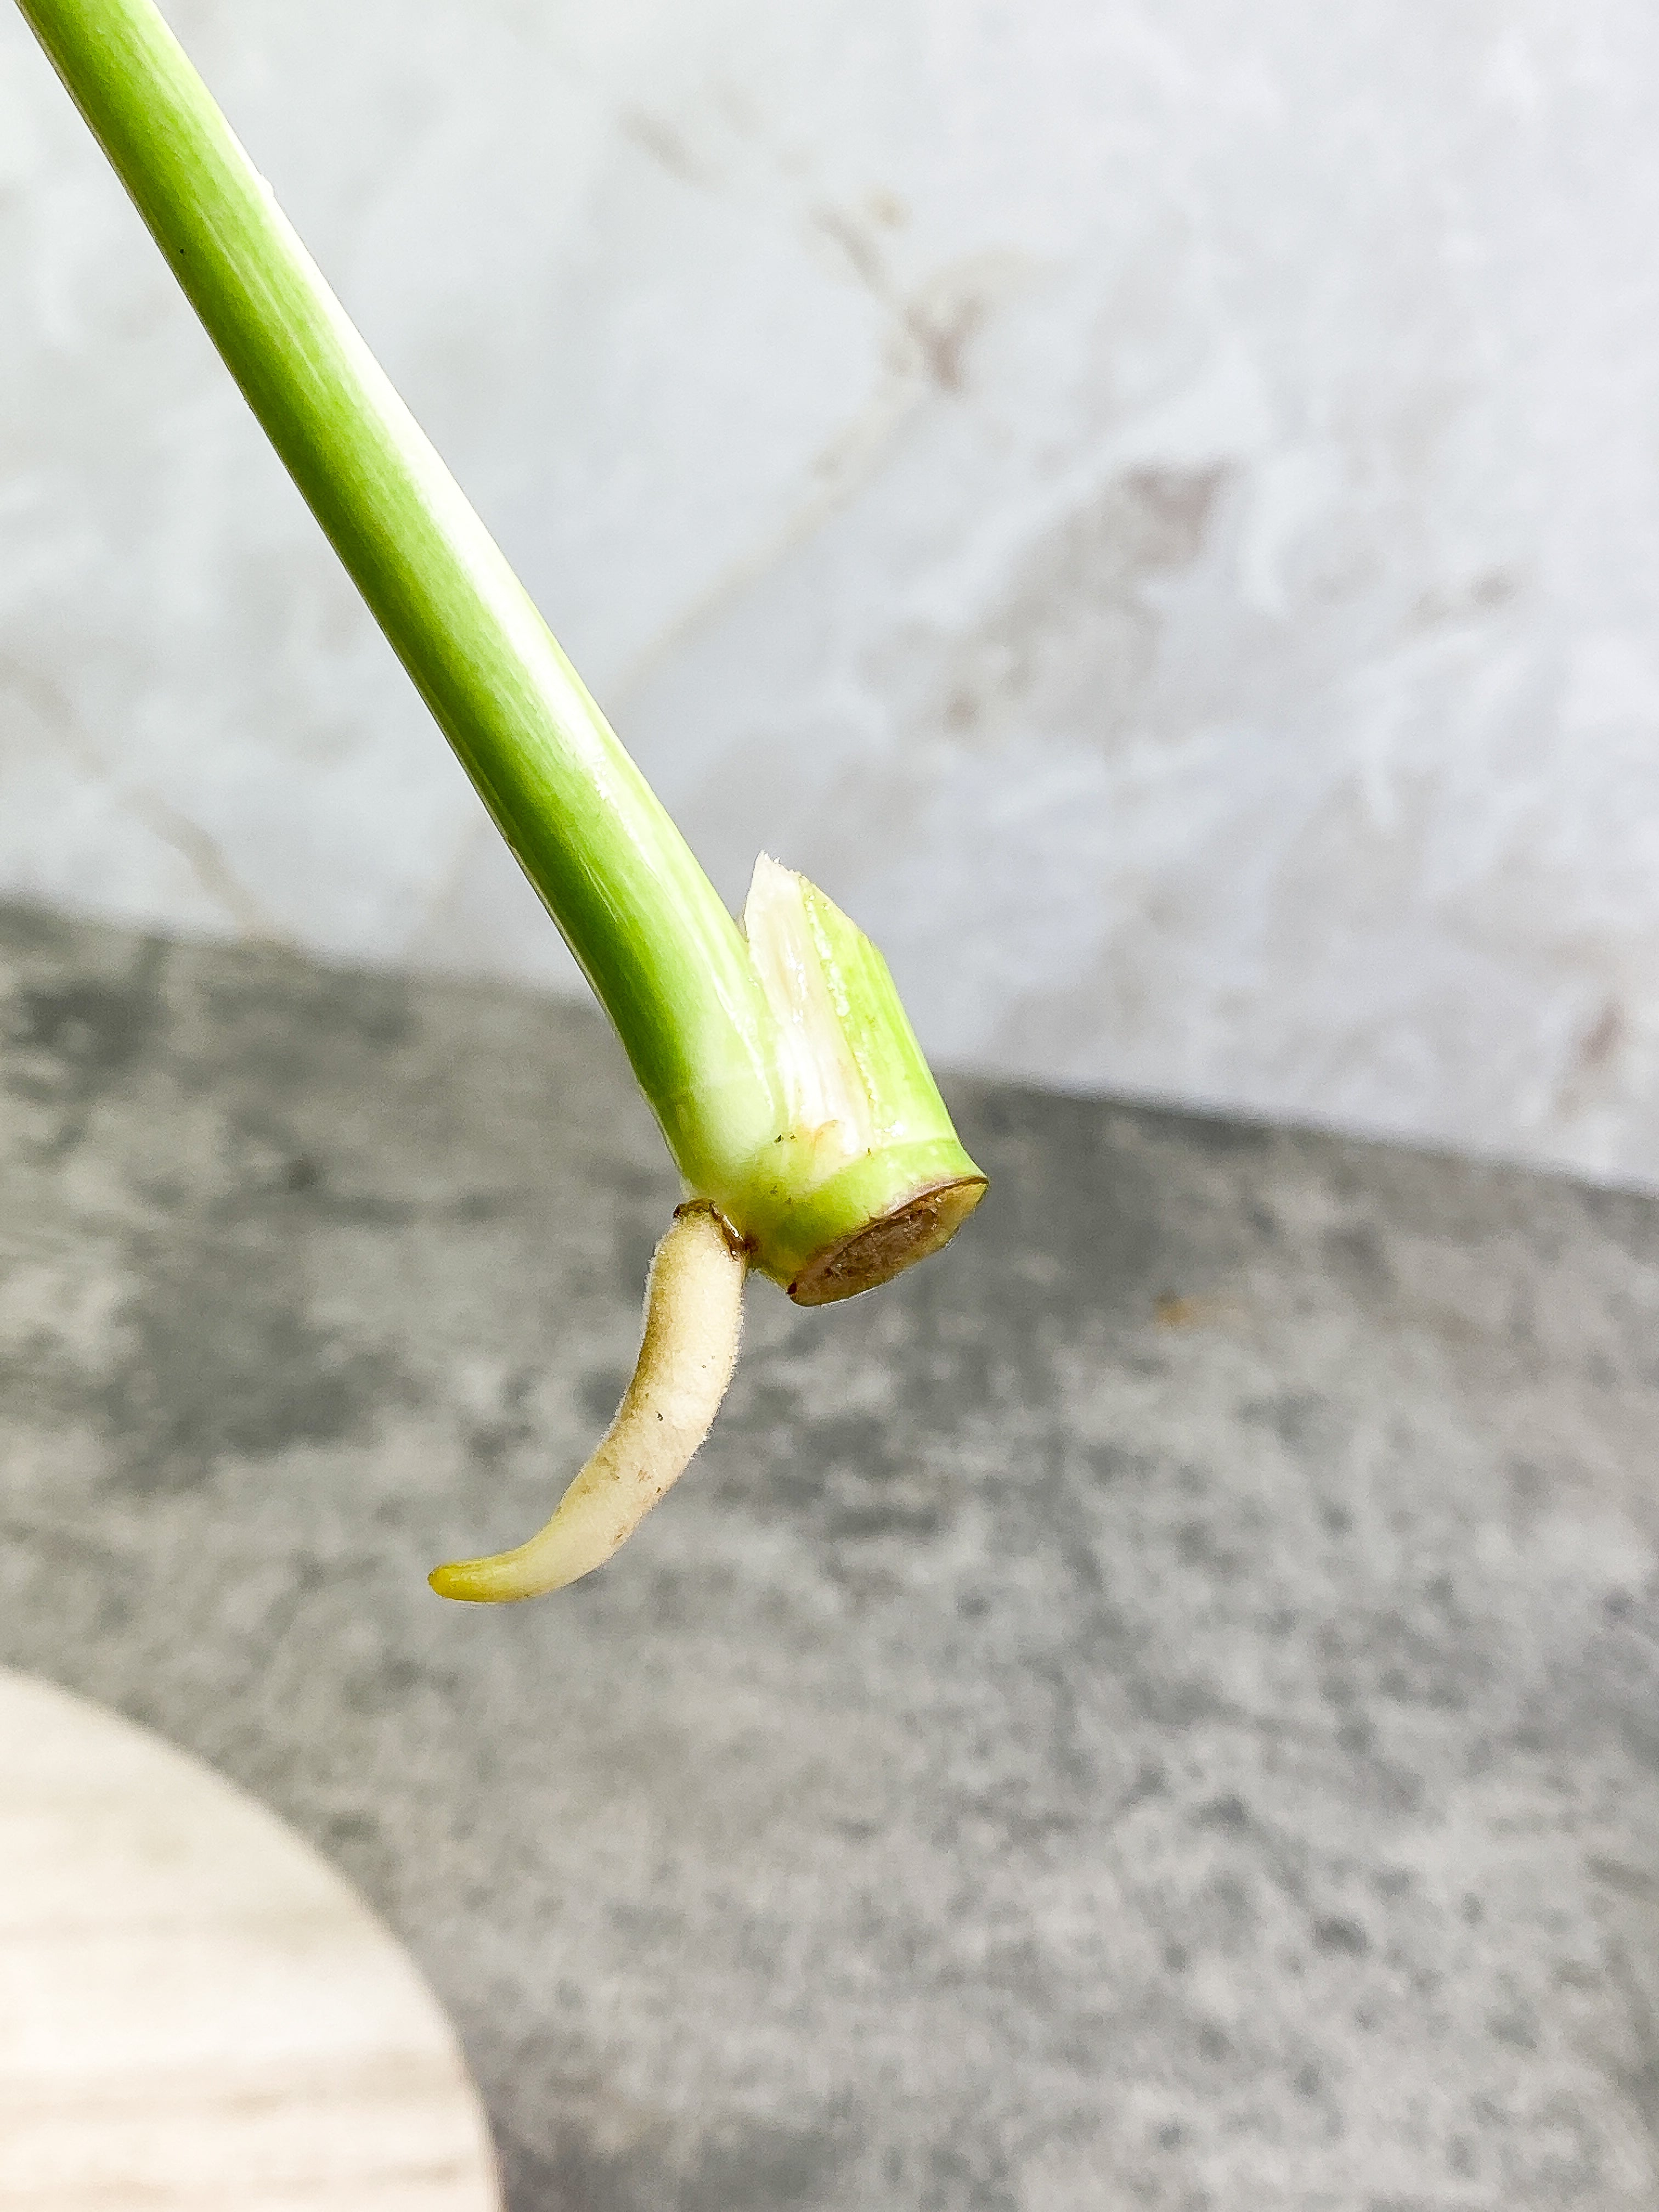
<box><xmin>428</xmin><ymin>1201</ymin><xmax>748</xmax><ymax>1602</ymax></box>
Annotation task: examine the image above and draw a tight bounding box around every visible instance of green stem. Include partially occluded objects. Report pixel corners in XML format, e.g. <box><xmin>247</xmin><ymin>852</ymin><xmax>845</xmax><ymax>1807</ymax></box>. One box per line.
<box><xmin>18</xmin><ymin>0</ymin><xmax>986</xmax><ymax>1295</ymax></box>
<box><xmin>16</xmin><ymin>0</ymin><xmax>782</xmax><ymax>1198</ymax></box>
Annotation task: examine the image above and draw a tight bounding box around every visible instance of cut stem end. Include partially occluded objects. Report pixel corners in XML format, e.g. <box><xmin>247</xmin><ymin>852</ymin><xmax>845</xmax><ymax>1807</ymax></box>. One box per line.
<box><xmin>787</xmin><ymin>1175</ymin><xmax>988</xmax><ymax>1305</ymax></box>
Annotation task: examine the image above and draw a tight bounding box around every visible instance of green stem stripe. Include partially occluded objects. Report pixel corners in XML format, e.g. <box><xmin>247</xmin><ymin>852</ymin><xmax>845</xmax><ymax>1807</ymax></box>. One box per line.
<box><xmin>16</xmin><ymin>0</ymin><xmax>782</xmax><ymax>1195</ymax></box>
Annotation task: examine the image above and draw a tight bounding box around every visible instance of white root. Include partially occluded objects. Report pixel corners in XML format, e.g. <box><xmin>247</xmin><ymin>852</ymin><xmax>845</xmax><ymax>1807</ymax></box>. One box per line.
<box><xmin>428</xmin><ymin>1203</ymin><xmax>748</xmax><ymax>1603</ymax></box>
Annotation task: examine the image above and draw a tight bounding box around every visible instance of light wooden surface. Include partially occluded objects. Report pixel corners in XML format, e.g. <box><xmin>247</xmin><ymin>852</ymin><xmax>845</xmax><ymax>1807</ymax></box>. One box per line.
<box><xmin>0</xmin><ymin>1669</ymin><xmax>500</xmax><ymax>2210</ymax></box>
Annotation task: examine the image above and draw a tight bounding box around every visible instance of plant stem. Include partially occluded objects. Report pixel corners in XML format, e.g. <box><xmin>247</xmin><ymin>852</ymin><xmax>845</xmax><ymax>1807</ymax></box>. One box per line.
<box><xmin>17</xmin><ymin>0</ymin><xmax>782</xmax><ymax>1190</ymax></box>
<box><xmin>17</xmin><ymin>0</ymin><xmax>985</xmax><ymax>1294</ymax></box>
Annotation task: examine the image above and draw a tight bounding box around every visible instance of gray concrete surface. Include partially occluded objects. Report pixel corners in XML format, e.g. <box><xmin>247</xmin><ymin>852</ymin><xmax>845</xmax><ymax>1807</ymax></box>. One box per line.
<box><xmin>0</xmin><ymin>901</ymin><xmax>1656</xmax><ymax>2209</ymax></box>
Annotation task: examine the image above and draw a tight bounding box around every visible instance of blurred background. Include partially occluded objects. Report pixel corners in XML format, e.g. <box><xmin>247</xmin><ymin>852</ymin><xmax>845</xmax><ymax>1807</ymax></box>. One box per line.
<box><xmin>5</xmin><ymin>0</ymin><xmax>1658</xmax><ymax>1183</ymax></box>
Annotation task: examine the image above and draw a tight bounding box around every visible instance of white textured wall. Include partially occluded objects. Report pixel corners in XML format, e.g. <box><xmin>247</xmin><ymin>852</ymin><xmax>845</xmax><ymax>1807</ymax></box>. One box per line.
<box><xmin>4</xmin><ymin>1</ymin><xmax>1659</xmax><ymax>1182</ymax></box>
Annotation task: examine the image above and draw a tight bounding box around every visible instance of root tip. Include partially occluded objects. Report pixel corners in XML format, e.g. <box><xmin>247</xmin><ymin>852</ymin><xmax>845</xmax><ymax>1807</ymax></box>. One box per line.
<box><xmin>428</xmin><ymin>1560</ymin><xmax>495</xmax><ymax>1604</ymax></box>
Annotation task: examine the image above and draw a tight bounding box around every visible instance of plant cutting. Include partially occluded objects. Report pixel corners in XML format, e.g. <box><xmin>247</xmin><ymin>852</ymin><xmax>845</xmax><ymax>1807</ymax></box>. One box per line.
<box><xmin>15</xmin><ymin>0</ymin><xmax>986</xmax><ymax>1599</ymax></box>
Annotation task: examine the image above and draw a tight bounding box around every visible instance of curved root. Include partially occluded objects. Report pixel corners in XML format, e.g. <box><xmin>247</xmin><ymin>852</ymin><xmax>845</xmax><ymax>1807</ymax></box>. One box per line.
<box><xmin>428</xmin><ymin>1202</ymin><xmax>748</xmax><ymax>1602</ymax></box>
